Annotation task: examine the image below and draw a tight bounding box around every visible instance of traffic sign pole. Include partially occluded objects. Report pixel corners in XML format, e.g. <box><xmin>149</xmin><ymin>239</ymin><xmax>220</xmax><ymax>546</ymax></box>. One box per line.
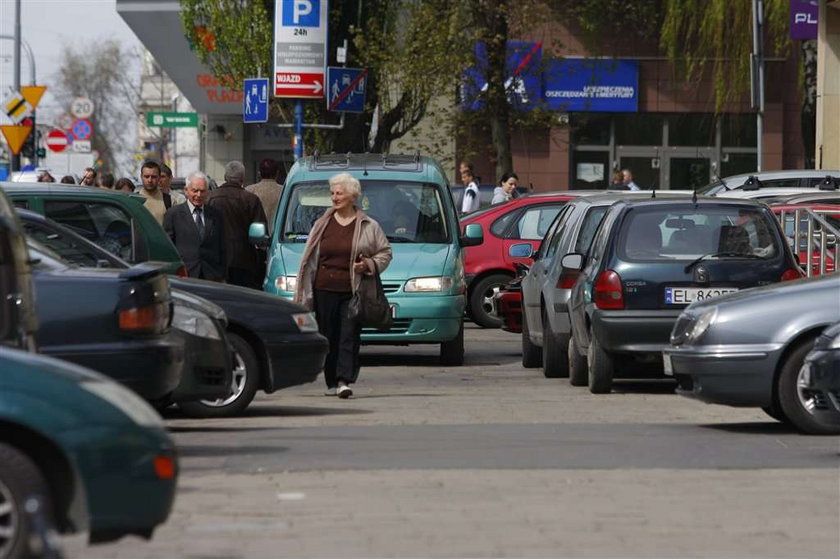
<box><xmin>294</xmin><ymin>101</ymin><xmax>304</xmax><ymax>160</ymax></box>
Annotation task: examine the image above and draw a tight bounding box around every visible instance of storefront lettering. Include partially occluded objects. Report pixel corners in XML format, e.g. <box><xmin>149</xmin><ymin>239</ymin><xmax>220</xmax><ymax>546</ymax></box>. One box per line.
<box><xmin>196</xmin><ymin>74</ymin><xmax>242</xmax><ymax>104</ymax></box>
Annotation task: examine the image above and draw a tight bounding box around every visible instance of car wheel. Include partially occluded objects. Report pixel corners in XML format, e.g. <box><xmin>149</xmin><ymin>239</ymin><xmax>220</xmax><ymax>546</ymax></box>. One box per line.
<box><xmin>0</xmin><ymin>443</ymin><xmax>56</xmax><ymax>559</ymax></box>
<box><xmin>469</xmin><ymin>274</ymin><xmax>510</xmax><ymax>328</ymax></box>
<box><xmin>542</xmin><ymin>307</ymin><xmax>568</xmax><ymax>378</ymax></box>
<box><xmin>587</xmin><ymin>335</ymin><xmax>614</xmax><ymax>394</ymax></box>
<box><xmin>440</xmin><ymin>322</ymin><xmax>465</xmax><ymax>366</ymax></box>
<box><xmin>180</xmin><ymin>332</ymin><xmax>260</xmax><ymax>418</ymax></box>
<box><xmin>777</xmin><ymin>340</ymin><xmax>840</xmax><ymax>435</ymax></box>
<box><xmin>521</xmin><ymin>306</ymin><xmax>542</xmax><ymax>368</ymax></box>
<box><xmin>568</xmin><ymin>335</ymin><xmax>587</xmax><ymax>386</ymax></box>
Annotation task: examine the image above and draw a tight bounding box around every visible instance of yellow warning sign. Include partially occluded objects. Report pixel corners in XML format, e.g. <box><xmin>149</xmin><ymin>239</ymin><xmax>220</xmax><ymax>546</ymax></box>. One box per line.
<box><xmin>20</xmin><ymin>85</ymin><xmax>47</xmax><ymax>109</ymax></box>
<box><xmin>0</xmin><ymin>124</ymin><xmax>33</xmax><ymax>155</ymax></box>
<box><xmin>3</xmin><ymin>93</ymin><xmax>33</xmax><ymax>124</ymax></box>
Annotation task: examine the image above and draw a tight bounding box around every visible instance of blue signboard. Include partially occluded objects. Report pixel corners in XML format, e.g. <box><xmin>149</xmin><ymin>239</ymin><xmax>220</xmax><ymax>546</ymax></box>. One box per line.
<box><xmin>281</xmin><ymin>0</ymin><xmax>321</xmax><ymax>27</ymax></box>
<box><xmin>243</xmin><ymin>78</ymin><xmax>270</xmax><ymax>123</ymax></box>
<box><xmin>326</xmin><ymin>67</ymin><xmax>367</xmax><ymax>113</ymax></box>
<box><xmin>543</xmin><ymin>59</ymin><xmax>638</xmax><ymax>112</ymax></box>
<box><xmin>461</xmin><ymin>41</ymin><xmax>543</xmax><ymax>111</ymax></box>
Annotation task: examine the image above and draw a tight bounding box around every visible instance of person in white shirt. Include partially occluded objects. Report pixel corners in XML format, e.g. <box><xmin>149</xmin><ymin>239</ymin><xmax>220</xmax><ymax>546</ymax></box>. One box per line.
<box><xmin>622</xmin><ymin>168</ymin><xmax>640</xmax><ymax>191</ymax></box>
<box><xmin>460</xmin><ymin>167</ymin><xmax>481</xmax><ymax>214</ymax></box>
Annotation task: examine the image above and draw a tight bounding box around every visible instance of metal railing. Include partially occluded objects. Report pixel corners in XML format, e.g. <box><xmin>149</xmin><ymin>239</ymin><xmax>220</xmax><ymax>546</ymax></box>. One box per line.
<box><xmin>776</xmin><ymin>208</ymin><xmax>840</xmax><ymax>276</ymax></box>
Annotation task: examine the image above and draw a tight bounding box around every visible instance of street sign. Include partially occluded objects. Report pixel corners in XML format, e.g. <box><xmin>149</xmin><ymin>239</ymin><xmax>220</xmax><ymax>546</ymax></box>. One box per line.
<box><xmin>57</xmin><ymin>113</ymin><xmax>74</xmax><ymax>130</ymax></box>
<box><xmin>72</xmin><ymin>140</ymin><xmax>91</xmax><ymax>153</ymax></box>
<box><xmin>145</xmin><ymin>112</ymin><xmax>199</xmax><ymax>128</ymax></box>
<box><xmin>3</xmin><ymin>92</ymin><xmax>33</xmax><ymax>124</ymax></box>
<box><xmin>0</xmin><ymin>124</ymin><xmax>32</xmax><ymax>155</ymax></box>
<box><xmin>327</xmin><ymin>67</ymin><xmax>367</xmax><ymax>113</ymax></box>
<box><xmin>273</xmin><ymin>0</ymin><xmax>328</xmax><ymax>98</ymax></box>
<box><xmin>71</xmin><ymin>118</ymin><xmax>93</xmax><ymax>141</ymax></box>
<box><xmin>243</xmin><ymin>78</ymin><xmax>270</xmax><ymax>123</ymax></box>
<box><xmin>70</xmin><ymin>97</ymin><xmax>95</xmax><ymax>119</ymax></box>
<box><xmin>46</xmin><ymin>129</ymin><xmax>70</xmax><ymax>153</ymax></box>
<box><xmin>20</xmin><ymin>86</ymin><xmax>47</xmax><ymax>109</ymax></box>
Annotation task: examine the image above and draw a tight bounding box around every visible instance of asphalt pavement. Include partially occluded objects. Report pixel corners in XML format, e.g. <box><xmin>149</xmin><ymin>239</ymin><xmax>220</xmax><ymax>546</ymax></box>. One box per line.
<box><xmin>69</xmin><ymin>324</ymin><xmax>840</xmax><ymax>558</ymax></box>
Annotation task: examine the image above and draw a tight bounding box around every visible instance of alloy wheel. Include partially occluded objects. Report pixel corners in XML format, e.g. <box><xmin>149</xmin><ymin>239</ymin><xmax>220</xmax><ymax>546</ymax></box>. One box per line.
<box><xmin>0</xmin><ymin>478</ymin><xmax>19</xmax><ymax>557</ymax></box>
<box><xmin>200</xmin><ymin>350</ymin><xmax>247</xmax><ymax>408</ymax></box>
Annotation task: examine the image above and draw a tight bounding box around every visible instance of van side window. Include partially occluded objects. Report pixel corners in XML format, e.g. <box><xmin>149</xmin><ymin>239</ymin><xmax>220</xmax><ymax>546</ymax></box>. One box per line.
<box><xmin>44</xmin><ymin>201</ymin><xmax>145</xmax><ymax>262</ymax></box>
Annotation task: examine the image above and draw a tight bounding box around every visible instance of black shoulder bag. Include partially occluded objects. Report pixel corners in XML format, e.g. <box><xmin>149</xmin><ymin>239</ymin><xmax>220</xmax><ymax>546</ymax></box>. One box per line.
<box><xmin>347</xmin><ymin>261</ymin><xmax>393</xmax><ymax>330</ymax></box>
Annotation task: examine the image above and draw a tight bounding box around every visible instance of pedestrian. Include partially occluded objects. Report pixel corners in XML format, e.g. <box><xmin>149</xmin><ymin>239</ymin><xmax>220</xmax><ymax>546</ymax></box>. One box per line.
<box><xmin>294</xmin><ymin>172</ymin><xmax>392</xmax><ymax>399</ymax></box>
<box><xmin>460</xmin><ymin>166</ymin><xmax>481</xmax><ymax>214</ymax></box>
<box><xmin>207</xmin><ymin>160</ymin><xmax>267</xmax><ymax>289</ymax></box>
<box><xmin>609</xmin><ymin>170</ymin><xmax>629</xmax><ymax>190</ymax></box>
<box><xmin>60</xmin><ymin>175</ymin><xmax>75</xmax><ymax>184</ymax></box>
<box><xmin>80</xmin><ymin>167</ymin><xmax>97</xmax><ymax>187</ymax></box>
<box><xmin>492</xmin><ymin>172</ymin><xmax>519</xmax><ymax>204</ymax></box>
<box><xmin>115</xmin><ymin>178</ymin><xmax>135</xmax><ymax>193</ymax></box>
<box><xmin>160</xmin><ymin>164</ymin><xmax>186</xmax><ymax>205</ymax></box>
<box><xmin>163</xmin><ymin>171</ymin><xmax>227</xmax><ymax>281</ymax></box>
<box><xmin>97</xmin><ymin>172</ymin><xmax>115</xmax><ymax>189</ymax></box>
<box><xmin>138</xmin><ymin>160</ymin><xmax>168</xmax><ymax>224</ymax></box>
<box><xmin>37</xmin><ymin>171</ymin><xmax>55</xmax><ymax>183</ymax></box>
<box><xmin>622</xmin><ymin>168</ymin><xmax>640</xmax><ymax>191</ymax></box>
<box><xmin>245</xmin><ymin>158</ymin><xmax>283</xmax><ymax>227</ymax></box>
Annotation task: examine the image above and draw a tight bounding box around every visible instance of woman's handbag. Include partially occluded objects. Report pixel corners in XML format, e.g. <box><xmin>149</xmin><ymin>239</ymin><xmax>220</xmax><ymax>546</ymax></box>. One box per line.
<box><xmin>348</xmin><ymin>261</ymin><xmax>393</xmax><ymax>330</ymax></box>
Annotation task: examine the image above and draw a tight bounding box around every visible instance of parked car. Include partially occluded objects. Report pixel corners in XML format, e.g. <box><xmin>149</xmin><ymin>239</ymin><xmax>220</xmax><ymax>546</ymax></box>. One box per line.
<box><xmin>2</xmin><ymin>182</ymin><xmax>186</xmax><ymax>276</ymax></box>
<box><xmin>800</xmin><ymin>321</ymin><xmax>840</xmax><ymax>430</ymax></box>
<box><xmin>460</xmin><ymin>193</ymin><xmax>577</xmax><ymax>327</ymax></box>
<box><xmin>0</xmin><ymin>187</ymin><xmax>37</xmax><ymax>351</ymax></box>
<box><xmin>714</xmin><ymin>187</ymin><xmax>836</xmax><ymax>203</ymax></box>
<box><xmin>493</xmin><ymin>263</ymin><xmax>528</xmax><ymax>334</ymax></box>
<box><xmin>251</xmin><ymin>152</ymin><xmax>483</xmax><ymax>366</ymax></box>
<box><xmin>699</xmin><ymin>170</ymin><xmax>840</xmax><ymax>196</ymax></box>
<box><xmin>566</xmin><ymin>197</ymin><xmax>803</xmax><ymax>394</ymax></box>
<box><xmin>771</xmin><ymin>191</ymin><xmax>840</xmax><ymax>206</ymax></box>
<box><xmin>18</xmin><ymin>209</ymin><xmax>327</xmax><ymax>417</ymax></box>
<box><xmin>451</xmin><ymin>184</ymin><xmax>530</xmax><ymax>213</ymax></box>
<box><xmin>516</xmin><ymin>192</ymin><xmax>691</xmax><ymax>379</ymax></box>
<box><xmin>664</xmin><ymin>274</ymin><xmax>840</xmax><ymax>434</ymax></box>
<box><xmin>770</xmin><ymin>203</ymin><xmax>839</xmax><ymax>275</ymax></box>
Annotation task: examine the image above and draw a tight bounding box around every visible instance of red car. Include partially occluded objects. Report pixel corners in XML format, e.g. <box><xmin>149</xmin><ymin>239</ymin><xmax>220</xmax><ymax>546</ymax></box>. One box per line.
<box><xmin>460</xmin><ymin>193</ymin><xmax>578</xmax><ymax>327</ymax></box>
<box><xmin>494</xmin><ymin>276</ymin><xmax>523</xmax><ymax>333</ymax></box>
<box><xmin>771</xmin><ymin>204</ymin><xmax>840</xmax><ymax>275</ymax></box>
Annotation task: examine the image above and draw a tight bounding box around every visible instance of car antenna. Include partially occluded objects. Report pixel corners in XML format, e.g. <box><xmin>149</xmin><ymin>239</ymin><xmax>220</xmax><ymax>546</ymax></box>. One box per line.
<box><xmin>712</xmin><ymin>166</ymin><xmax>730</xmax><ymax>191</ymax></box>
<box><xmin>692</xmin><ymin>188</ymin><xmax>698</xmax><ymax>204</ymax></box>
<box><xmin>651</xmin><ymin>182</ymin><xmax>656</xmax><ymax>199</ymax></box>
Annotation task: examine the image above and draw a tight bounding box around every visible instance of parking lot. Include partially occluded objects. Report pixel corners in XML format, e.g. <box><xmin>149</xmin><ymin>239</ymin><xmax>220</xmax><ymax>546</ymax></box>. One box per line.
<box><xmin>73</xmin><ymin>325</ymin><xmax>840</xmax><ymax>558</ymax></box>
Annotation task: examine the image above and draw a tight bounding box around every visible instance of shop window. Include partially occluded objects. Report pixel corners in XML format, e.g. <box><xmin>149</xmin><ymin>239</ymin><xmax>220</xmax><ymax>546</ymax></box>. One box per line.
<box><xmin>614</xmin><ymin>114</ymin><xmax>662</xmax><ymax>146</ymax></box>
<box><xmin>571</xmin><ymin>151</ymin><xmax>609</xmax><ymax>190</ymax></box>
<box><xmin>667</xmin><ymin>114</ymin><xmax>715</xmax><ymax>147</ymax></box>
<box><xmin>570</xmin><ymin>114</ymin><xmax>611</xmax><ymax>145</ymax></box>
<box><xmin>721</xmin><ymin>114</ymin><xmax>758</xmax><ymax>147</ymax></box>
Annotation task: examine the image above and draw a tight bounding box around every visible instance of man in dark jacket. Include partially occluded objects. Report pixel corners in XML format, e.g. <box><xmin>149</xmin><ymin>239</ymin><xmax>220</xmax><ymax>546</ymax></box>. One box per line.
<box><xmin>207</xmin><ymin>160</ymin><xmax>267</xmax><ymax>288</ymax></box>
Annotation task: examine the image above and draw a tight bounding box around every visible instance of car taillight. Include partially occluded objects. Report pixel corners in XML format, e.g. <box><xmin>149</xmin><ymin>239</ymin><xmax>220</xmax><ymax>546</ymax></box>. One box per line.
<box><xmin>780</xmin><ymin>268</ymin><xmax>804</xmax><ymax>282</ymax></box>
<box><xmin>593</xmin><ymin>270</ymin><xmax>624</xmax><ymax>310</ymax></box>
<box><xmin>176</xmin><ymin>265</ymin><xmax>188</xmax><ymax>278</ymax></box>
<box><xmin>153</xmin><ymin>455</ymin><xmax>176</xmax><ymax>480</ymax></box>
<box><xmin>119</xmin><ymin>303</ymin><xmax>168</xmax><ymax>333</ymax></box>
<box><xmin>557</xmin><ymin>270</ymin><xmax>580</xmax><ymax>289</ymax></box>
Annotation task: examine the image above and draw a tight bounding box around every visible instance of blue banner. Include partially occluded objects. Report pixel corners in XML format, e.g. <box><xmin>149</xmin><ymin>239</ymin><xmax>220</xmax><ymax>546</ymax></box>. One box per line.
<box><xmin>543</xmin><ymin>59</ymin><xmax>638</xmax><ymax>112</ymax></box>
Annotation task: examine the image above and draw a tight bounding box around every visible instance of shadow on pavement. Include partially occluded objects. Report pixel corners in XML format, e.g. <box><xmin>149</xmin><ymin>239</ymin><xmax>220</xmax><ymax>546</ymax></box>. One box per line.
<box><xmin>177</xmin><ymin>444</ymin><xmax>289</xmax><ymax>458</ymax></box>
<box><xmin>166</xmin><ymin>425</ymin><xmax>282</xmax><ymax>433</ymax></box>
<box><xmin>699</xmin><ymin>422</ymin><xmax>802</xmax><ymax>435</ymax></box>
<box><xmin>611</xmin><ymin>379</ymin><xmax>677</xmax><ymax>394</ymax></box>
<box><xmin>241</xmin><ymin>405</ymin><xmax>372</xmax><ymax>418</ymax></box>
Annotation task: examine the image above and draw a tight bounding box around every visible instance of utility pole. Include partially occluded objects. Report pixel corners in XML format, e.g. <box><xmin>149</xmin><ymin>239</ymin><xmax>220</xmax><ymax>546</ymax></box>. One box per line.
<box><xmin>12</xmin><ymin>0</ymin><xmax>22</xmax><ymax>173</ymax></box>
<box><xmin>751</xmin><ymin>0</ymin><xmax>765</xmax><ymax>172</ymax></box>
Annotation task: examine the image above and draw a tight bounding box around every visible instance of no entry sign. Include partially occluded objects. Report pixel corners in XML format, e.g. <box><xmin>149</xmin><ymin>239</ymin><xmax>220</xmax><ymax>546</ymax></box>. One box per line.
<box><xmin>46</xmin><ymin>129</ymin><xmax>70</xmax><ymax>153</ymax></box>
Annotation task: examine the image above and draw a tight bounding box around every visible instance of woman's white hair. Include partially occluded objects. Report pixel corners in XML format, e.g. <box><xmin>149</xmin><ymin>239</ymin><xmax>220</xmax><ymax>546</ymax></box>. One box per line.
<box><xmin>329</xmin><ymin>172</ymin><xmax>362</xmax><ymax>200</ymax></box>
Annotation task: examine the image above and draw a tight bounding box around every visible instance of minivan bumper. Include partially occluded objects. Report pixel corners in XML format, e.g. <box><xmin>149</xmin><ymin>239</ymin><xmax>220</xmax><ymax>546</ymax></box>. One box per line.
<box><xmin>362</xmin><ymin>294</ymin><xmax>465</xmax><ymax>343</ymax></box>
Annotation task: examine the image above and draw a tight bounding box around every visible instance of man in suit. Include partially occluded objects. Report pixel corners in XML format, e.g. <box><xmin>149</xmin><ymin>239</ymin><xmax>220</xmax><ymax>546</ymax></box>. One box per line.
<box><xmin>164</xmin><ymin>172</ymin><xmax>226</xmax><ymax>281</ymax></box>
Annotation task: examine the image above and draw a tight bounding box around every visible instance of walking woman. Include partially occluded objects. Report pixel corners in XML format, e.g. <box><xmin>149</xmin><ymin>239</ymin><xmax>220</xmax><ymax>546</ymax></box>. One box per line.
<box><xmin>294</xmin><ymin>173</ymin><xmax>392</xmax><ymax>398</ymax></box>
<box><xmin>491</xmin><ymin>172</ymin><xmax>519</xmax><ymax>204</ymax></box>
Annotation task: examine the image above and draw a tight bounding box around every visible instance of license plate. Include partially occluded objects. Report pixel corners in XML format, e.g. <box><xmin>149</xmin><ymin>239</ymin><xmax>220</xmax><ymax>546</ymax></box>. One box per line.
<box><xmin>662</xmin><ymin>352</ymin><xmax>673</xmax><ymax>376</ymax></box>
<box><xmin>664</xmin><ymin>287</ymin><xmax>739</xmax><ymax>305</ymax></box>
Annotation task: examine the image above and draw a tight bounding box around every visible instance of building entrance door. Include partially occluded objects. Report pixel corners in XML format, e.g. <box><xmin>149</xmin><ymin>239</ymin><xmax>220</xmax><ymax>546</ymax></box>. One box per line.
<box><xmin>664</xmin><ymin>149</ymin><xmax>715</xmax><ymax>190</ymax></box>
<box><xmin>617</xmin><ymin>150</ymin><xmax>661</xmax><ymax>190</ymax></box>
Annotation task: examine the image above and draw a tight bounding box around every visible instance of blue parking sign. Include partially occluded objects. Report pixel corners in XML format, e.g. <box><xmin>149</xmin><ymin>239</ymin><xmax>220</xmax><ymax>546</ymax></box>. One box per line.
<box><xmin>326</xmin><ymin>67</ymin><xmax>367</xmax><ymax>113</ymax></box>
<box><xmin>281</xmin><ymin>0</ymin><xmax>320</xmax><ymax>27</ymax></box>
<box><xmin>243</xmin><ymin>78</ymin><xmax>270</xmax><ymax>123</ymax></box>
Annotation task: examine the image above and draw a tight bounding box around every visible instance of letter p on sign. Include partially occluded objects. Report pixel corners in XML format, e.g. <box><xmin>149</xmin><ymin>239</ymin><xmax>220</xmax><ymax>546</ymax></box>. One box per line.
<box><xmin>283</xmin><ymin>0</ymin><xmax>319</xmax><ymax>27</ymax></box>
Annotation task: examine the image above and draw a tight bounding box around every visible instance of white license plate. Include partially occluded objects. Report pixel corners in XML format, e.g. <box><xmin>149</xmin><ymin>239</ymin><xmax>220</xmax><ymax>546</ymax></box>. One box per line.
<box><xmin>662</xmin><ymin>352</ymin><xmax>673</xmax><ymax>376</ymax></box>
<box><xmin>664</xmin><ymin>287</ymin><xmax>739</xmax><ymax>305</ymax></box>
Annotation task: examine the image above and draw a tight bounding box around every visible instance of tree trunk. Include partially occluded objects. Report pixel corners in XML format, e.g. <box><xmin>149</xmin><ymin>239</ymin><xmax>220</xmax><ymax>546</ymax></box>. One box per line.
<box><xmin>479</xmin><ymin>0</ymin><xmax>513</xmax><ymax>184</ymax></box>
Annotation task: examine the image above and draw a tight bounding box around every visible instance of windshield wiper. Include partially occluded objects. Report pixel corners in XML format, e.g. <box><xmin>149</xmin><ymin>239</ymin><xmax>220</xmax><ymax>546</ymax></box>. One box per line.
<box><xmin>683</xmin><ymin>251</ymin><xmax>762</xmax><ymax>273</ymax></box>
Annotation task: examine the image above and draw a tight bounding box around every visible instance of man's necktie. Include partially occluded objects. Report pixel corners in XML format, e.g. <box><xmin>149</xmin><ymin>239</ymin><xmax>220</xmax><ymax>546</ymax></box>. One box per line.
<box><xmin>194</xmin><ymin>207</ymin><xmax>205</xmax><ymax>238</ymax></box>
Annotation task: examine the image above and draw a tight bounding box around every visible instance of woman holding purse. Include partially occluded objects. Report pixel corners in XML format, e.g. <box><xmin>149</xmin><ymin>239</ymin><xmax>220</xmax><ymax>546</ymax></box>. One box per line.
<box><xmin>294</xmin><ymin>172</ymin><xmax>392</xmax><ymax>398</ymax></box>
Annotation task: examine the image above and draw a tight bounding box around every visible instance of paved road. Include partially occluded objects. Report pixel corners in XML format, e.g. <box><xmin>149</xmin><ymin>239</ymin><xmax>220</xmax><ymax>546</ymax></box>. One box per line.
<box><xmin>71</xmin><ymin>325</ymin><xmax>839</xmax><ymax>558</ymax></box>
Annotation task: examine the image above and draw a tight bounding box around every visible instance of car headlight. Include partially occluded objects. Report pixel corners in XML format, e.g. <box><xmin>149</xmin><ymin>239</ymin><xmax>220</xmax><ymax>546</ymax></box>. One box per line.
<box><xmin>172</xmin><ymin>303</ymin><xmax>222</xmax><ymax>340</ymax></box>
<box><xmin>404</xmin><ymin>276</ymin><xmax>453</xmax><ymax>292</ymax></box>
<box><xmin>81</xmin><ymin>381</ymin><xmax>163</xmax><ymax>427</ymax></box>
<box><xmin>275</xmin><ymin>275</ymin><xmax>297</xmax><ymax>292</ymax></box>
<box><xmin>685</xmin><ymin>308</ymin><xmax>717</xmax><ymax>344</ymax></box>
<box><xmin>292</xmin><ymin>312</ymin><xmax>319</xmax><ymax>333</ymax></box>
<box><xmin>830</xmin><ymin>332</ymin><xmax>840</xmax><ymax>350</ymax></box>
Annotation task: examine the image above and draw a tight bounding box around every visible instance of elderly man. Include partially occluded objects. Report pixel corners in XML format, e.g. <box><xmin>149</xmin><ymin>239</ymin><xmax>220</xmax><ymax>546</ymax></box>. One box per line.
<box><xmin>245</xmin><ymin>158</ymin><xmax>282</xmax><ymax>227</ymax></box>
<box><xmin>207</xmin><ymin>160</ymin><xmax>267</xmax><ymax>288</ymax></box>
<box><xmin>163</xmin><ymin>172</ymin><xmax>226</xmax><ymax>281</ymax></box>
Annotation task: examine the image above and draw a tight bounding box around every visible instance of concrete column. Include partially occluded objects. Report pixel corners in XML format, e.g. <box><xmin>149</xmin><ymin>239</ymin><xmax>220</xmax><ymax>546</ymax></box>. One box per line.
<box><xmin>815</xmin><ymin>1</ymin><xmax>840</xmax><ymax>169</ymax></box>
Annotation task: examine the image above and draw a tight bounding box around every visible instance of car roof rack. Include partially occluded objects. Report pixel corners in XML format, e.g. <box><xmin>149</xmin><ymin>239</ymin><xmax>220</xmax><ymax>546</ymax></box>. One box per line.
<box><xmin>307</xmin><ymin>152</ymin><xmax>423</xmax><ymax>172</ymax></box>
<box><xmin>741</xmin><ymin>175</ymin><xmax>763</xmax><ymax>191</ymax></box>
<box><xmin>818</xmin><ymin>175</ymin><xmax>839</xmax><ymax>191</ymax></box>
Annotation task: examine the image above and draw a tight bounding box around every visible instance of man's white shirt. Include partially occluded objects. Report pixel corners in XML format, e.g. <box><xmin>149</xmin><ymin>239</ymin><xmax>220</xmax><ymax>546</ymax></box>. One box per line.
<box><xmin>461</xmin><ymin>181</ymin><xmax>480</xmax><ymax>213</ymax></box>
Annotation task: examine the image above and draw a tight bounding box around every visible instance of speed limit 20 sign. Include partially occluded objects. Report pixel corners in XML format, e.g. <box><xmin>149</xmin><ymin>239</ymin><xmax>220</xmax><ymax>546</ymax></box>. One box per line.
<box><xmin>70</xmin><ymin>97</ymin><xmax>94</xmax><ymax>119</ymax></box>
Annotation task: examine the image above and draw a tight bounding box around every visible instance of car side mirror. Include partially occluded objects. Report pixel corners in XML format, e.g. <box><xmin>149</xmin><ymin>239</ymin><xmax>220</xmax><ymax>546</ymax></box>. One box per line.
<box><xmin>249</xmin><ymin>222</ymin><xmax>270</xmax><ymax>247</ymax></box>
<box><xmin>460</xmin><ymin>223</ymin><xmax>483</xmax><ymax>247</ymax></box>
<box><xmin>508</xmin><ymin>243</ymin><xmax>533</xmax><ymax>259</ymax></box>
<box><xmin>560</xmin><ymin>253</ymin><xmax>584</xmax><ymax>271</ymax></box>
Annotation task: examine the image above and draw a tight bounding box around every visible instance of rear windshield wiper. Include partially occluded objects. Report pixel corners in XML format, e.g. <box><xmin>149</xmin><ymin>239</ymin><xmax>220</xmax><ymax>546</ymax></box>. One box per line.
<box><xmin>684</xmin><ymin>251</ymin><xmax>762</xmax><ymax>273</ymax></box>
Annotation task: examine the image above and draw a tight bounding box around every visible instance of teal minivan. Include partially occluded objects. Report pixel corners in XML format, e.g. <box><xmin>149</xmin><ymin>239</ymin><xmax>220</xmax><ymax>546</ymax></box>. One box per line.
<box><xmin>252</xmin><ymin>153</ymin><xmax>483</xmax><ymax>365</ymax></box>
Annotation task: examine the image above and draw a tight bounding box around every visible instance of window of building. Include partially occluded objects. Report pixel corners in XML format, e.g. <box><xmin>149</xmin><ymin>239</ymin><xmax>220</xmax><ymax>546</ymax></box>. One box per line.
<box><xmin>667</xmin><ymin>114</ymin><xmax>715</xmax><ymax>147</ymax></box>
<box><xmin>615</xmin><ymin>114</ymin><xmax>663</xmax><ymax>146</ymax></box>
<box><xmin>571</xmin><ymin>114</ymin><xmax>611</xmax><ymax>145</ymax></box>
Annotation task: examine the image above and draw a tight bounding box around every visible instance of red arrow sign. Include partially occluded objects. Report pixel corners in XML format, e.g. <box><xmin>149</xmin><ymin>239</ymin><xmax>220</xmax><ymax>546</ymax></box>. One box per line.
<box><xmin>46</xmin><ymin>129</ymin><xmax>70</xmax><ymax>153</ymax></box>
<box><xmin>275</xmin><ymin>72</ymin><xmax>324</xmax><ymax>98</ymax></box>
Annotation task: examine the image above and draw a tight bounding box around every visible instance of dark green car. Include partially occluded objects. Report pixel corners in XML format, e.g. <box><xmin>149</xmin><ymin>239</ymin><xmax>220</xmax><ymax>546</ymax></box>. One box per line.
<box><xmin>1</xmin><ymin>183</ymin><xmax>185</xmax><ymax>276</ymax></box>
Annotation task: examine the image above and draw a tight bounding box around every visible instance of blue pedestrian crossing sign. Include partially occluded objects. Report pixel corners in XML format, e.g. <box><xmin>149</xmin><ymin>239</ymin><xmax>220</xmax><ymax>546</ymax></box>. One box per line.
<box><xmin>326</xmin><ymin>67</ymin><xmax>367</xmax><ymax>113</ymax></box>
<box><xmin>243</xmin><ymin>78</ymin><xmax>270</xmax><ymax>123</ymax></box>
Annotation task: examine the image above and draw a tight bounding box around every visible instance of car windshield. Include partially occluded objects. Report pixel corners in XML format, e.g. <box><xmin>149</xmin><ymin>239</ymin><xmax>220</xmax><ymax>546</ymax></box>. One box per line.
<box><xmin>618</xmin><ymin>206</ymin><xmax>779</xmax><ymax>261</ymax></box>
<box><xmin>283</xmin><ymin>180</ymin><xmax>449</xmax><ymax>243</ymax></box>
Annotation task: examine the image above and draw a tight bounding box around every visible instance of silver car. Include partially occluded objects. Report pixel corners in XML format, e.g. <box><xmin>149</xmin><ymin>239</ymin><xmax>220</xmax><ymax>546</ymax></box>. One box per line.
<box><xmin>664</xmin><ymin>273</ymin><xmax>840</xmax><ymax>434</ymax></box>
<box><xmin>700</xmin><ymin>170</ymin><xmax>840</xmax><ymax>196</ymax></box>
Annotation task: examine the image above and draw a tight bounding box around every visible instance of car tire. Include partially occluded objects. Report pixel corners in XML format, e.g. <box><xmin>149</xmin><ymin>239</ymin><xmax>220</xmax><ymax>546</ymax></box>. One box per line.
<box><xmin>761</xmin><ymin>403</ymin><xmax>788</xmax><ymax>423</ymax></box>
<box><xmin>568</xmin><ymin>335</ymin><xmax>588</xmax><ymax>386</ymax></box>
<box><xmin>469</xmin><ymin>274</ymin><xmax>510</xmax><ymax>328</ymax></box>
<box><xmin>542</xmin><ymin>308</ymin><xmax>569</xmax><ymax>378</ymax></box>
<box><xmin>521</xmin><ymin>306</ymin><xmax>542</xmax><ymax>368</ymax></box>
<box><xmin>180</xmin><ymin>332</ymin><xmax>260</xmax><ymax>418</ymax></box>
<box><xmin>587</xmin><ymin>335</ymin><xmax>614</xmax><ymax>394</ymax></box>
<box><xmin>777</xmin><ymin>339</ymin><xmax>840</xmax><ymax>435</ymax></box>
<box><xmin>440</xmin><ymin>322</ymin><xmax>465</xmax><ymax>366</ymax></box>
<box><xmin>0</xmin><ymin>443</ymin><xmax>56</xmax><ymax>559</ymax></box>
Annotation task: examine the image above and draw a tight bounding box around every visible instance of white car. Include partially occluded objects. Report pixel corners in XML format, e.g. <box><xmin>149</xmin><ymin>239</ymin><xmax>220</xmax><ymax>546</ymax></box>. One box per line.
<box><xmin>700</xmin><ymin>170</ymin><xmax>840</xmax><ymax>196</ymax></box>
